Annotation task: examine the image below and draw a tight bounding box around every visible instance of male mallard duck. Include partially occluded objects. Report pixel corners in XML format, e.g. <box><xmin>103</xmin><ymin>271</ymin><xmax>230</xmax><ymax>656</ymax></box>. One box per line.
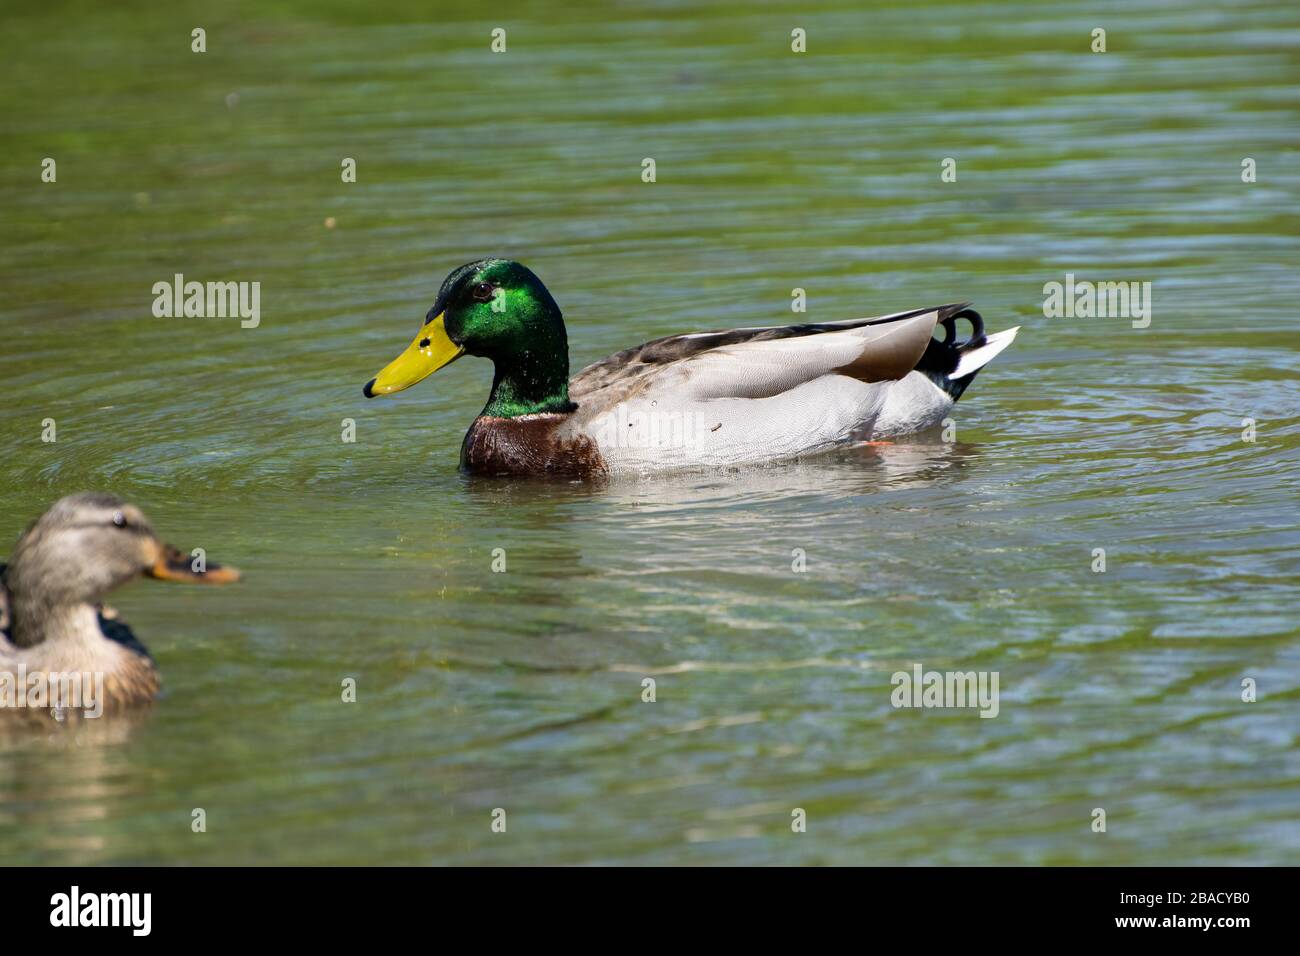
<box><xmin>363</xmin><ymin>259</ymin><xmax>1018</xmax><ymax>477</ymax></box>
<box><xmin>0</xmin><ymin>493</ymin><xmax>239</xmax><ymax>718</ymax></box>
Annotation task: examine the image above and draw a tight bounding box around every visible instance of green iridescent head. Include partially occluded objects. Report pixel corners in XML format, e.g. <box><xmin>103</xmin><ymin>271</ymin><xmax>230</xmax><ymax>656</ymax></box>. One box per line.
<box><xmin>363</xmin><ymin>258</ymin><xmax>573</xmax><ymax>418</ymax></box>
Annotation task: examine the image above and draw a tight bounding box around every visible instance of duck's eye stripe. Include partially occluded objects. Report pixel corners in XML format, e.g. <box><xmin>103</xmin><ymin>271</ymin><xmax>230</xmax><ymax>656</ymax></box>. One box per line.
<box><xmin>66</xmin><ymin>520</ymin><xmax>149</xmax><ymax>536</ymax></box>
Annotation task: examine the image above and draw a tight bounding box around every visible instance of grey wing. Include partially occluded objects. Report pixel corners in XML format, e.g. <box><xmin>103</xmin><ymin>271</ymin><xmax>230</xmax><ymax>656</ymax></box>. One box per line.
<box><xmin>570</xmin><ymin>303</ymin><xmax>974</xmax><ymax>402</ymax></box>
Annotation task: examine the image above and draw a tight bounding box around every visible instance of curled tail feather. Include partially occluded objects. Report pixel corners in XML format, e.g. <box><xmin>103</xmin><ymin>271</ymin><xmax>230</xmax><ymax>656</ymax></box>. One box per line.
<box><xmin>916</xmin><ymin>308</ymin><xmax>1019</xmax><ymax>400</ymax></box>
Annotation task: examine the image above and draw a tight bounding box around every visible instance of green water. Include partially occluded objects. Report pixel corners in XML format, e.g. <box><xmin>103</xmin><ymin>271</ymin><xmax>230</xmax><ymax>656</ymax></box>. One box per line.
<box><xmin>1</xmin><ymin>0</ymin><xmax>1298</xmax><ymax>865</ymax></box>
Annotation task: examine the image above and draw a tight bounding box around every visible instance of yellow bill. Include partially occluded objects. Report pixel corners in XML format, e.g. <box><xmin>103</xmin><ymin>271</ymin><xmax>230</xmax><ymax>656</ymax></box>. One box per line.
<box><xmin>363</xmin><ymin>312</ymin><xmax>464</xmax><ymax>398</ymax></box>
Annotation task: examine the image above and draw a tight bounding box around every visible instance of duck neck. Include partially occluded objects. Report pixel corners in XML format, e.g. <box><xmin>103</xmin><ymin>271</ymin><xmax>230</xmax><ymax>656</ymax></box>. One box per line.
<box><xmin>481</xmin><ymin>328</ymin><xmax>574</xmax><ymax>419</ymax></box>
<box><xmin>8</xmin><ymin>598</ymin><xmax>102</xmax><ymax>652</ymax></box>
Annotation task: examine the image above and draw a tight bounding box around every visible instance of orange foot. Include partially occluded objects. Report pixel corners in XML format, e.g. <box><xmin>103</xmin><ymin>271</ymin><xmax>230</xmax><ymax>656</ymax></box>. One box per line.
<box><xmin>860</xmin><ymin>440</ymin><xmax>895</xmax><ymax>447</ymax></box>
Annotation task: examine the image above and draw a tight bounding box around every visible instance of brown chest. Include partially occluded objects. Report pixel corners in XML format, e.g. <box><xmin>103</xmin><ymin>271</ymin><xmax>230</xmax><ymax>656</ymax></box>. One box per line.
<box><xmin>460</xmin><ymin>414</ymin><xmax>607</xmax><ymax>478</ymax></box>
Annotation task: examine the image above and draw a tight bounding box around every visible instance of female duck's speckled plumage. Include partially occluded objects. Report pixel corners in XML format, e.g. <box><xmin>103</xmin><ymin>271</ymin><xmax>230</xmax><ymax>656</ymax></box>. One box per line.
<box><xmin>364</xmin><ymin>259</ymin><xmax>1019</xmax><ymax>477</ymax></box>
<box><xmin>0</xmin><ymin>493</ymin><xmax>239</xmax><ymax>720</ymax></box>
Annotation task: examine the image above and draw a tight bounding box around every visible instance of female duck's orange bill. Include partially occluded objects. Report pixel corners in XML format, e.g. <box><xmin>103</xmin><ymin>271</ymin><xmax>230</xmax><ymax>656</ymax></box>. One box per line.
<box><xmin>145</xmin><ymin>543</ymin><xmax>241</xmax><ymax>584</ymax></box>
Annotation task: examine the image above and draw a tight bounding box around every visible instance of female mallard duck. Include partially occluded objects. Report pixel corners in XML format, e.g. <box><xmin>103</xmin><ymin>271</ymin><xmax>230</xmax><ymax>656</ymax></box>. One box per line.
<box><xmin>0</xmin><ymin>493</ymin><xmax>239</xmax><ymax>718</ymax></box>
<box><xmin>363</xmin><ymin>259</ymin><xmax>1019</xmax><ymax>477</ymax></box>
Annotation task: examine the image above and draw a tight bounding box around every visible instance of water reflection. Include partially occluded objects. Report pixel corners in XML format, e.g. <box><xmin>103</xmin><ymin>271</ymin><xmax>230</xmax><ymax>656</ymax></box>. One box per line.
<box><xmin>0</xmin><ymin>716</ymin><xmax>150</xmax><ymax>863</ymax></box>
<box><xmin>460</xmin><ymin>436</ymin><xmax>978</xmax><ymax>509</ymax></box>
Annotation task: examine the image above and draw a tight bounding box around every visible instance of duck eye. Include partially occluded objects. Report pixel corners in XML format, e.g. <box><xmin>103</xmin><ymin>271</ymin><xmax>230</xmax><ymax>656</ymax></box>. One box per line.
<box><xmin>471</xmin><ymin>282</ymin><xmax>496</xmax><ymax>303</ymax></box>
<box><xmin>112</xmin><ymin>511</ymin><xmax>126</xmax><ymax>528</ymax></box>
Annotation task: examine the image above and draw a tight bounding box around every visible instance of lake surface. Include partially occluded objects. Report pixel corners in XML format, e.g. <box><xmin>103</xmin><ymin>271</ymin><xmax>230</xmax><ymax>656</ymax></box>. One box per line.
<box><xmin>1</xmin><ymin>0</ymin><xmax>1297</xmax><ymax>864</ymax></box>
